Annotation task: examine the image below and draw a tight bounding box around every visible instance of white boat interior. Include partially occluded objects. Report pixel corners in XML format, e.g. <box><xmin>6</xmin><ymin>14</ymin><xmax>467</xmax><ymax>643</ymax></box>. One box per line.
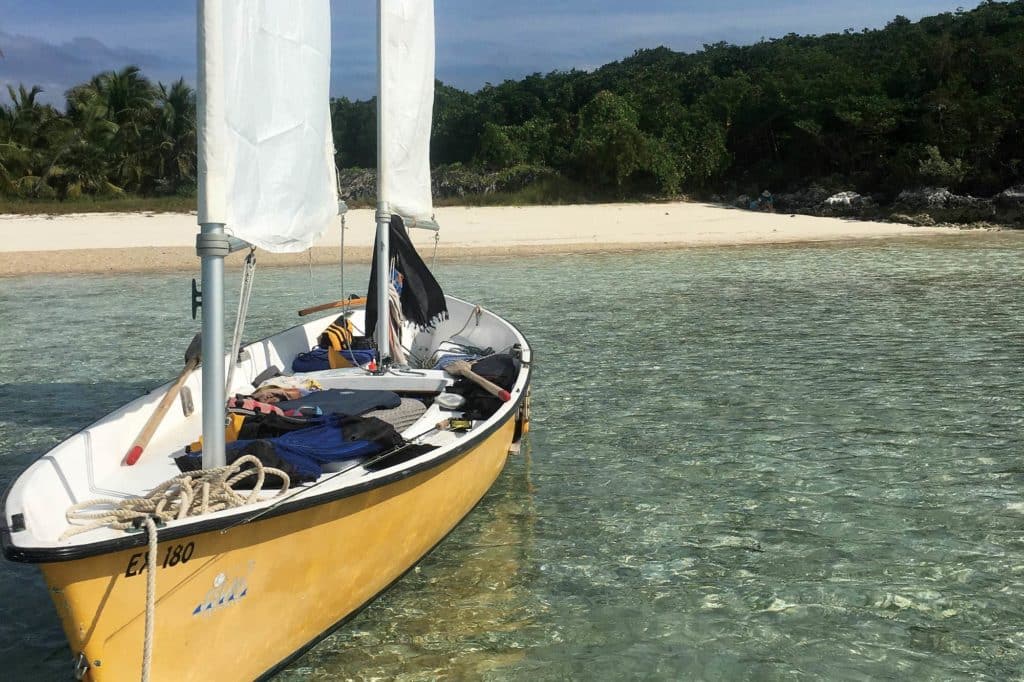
<box><xmin>4</xmin><ymin>296</ymin><xmax>531</xmax><ymax>551</ymax></box>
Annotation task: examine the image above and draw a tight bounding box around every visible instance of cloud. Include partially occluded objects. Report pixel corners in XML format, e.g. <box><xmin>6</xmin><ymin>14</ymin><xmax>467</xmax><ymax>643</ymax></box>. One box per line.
<box><xmin>0</xmin><ymin>31</ymin><xmax>188</xmax><ymax>107</ymax></box>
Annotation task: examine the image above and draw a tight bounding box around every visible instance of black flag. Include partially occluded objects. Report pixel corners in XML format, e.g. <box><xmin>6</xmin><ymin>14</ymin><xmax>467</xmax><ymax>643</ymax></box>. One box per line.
<box><xmin>365</xmin><ymin>215</ymin><xmax>448</xmax><ymax>336</ymax></box>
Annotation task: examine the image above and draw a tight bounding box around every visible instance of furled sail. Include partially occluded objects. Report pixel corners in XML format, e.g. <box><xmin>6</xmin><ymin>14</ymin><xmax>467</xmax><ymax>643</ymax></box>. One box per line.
<box><xmin>198</xmin><ymin>0</ymin><xmax>337</xmax><ymax>253</ymax></box>
<box><xmin>380</xmin><ymin>0</ymin><xmax>435</xmax><ymax>224</ymax></box>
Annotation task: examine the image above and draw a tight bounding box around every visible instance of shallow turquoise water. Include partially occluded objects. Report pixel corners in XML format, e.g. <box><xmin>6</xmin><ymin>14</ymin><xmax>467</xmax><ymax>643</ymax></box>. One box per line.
<box><xmin>1</xmin><ymin>234</ymin><xmax>1023</xmax><ymax>680</ymax></box>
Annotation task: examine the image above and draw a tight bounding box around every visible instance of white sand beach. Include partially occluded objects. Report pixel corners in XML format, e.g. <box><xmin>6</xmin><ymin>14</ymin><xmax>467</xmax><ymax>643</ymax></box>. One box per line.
<box><xmin>0</xmin><ymin>202</ymin><xmax>961</xmax><ymax>276</ymax></box>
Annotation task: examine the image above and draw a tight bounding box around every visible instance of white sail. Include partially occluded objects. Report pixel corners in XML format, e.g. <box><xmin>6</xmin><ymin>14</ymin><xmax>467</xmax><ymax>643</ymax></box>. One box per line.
<box><xmin>380</xmin><ymin>0</ymin><xmax>435</xmax><ymax>224</ymax></box>
<box><xmin>198</xmin><ymin>0</ymin><xmax>337</xmax><ymax>253</ymax></box>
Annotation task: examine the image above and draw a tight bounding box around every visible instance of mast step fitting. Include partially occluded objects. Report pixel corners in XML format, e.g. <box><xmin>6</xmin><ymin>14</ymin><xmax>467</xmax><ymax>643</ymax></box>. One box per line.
<box><xmin>195</xmin><ymin>231</ymin><xmax>232</xmax><ymax>257</ymax></box>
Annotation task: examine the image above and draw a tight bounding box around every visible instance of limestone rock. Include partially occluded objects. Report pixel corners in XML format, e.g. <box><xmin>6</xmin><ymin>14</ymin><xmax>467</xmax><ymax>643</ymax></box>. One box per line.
<box><xmin>894</xmin><ymin>187</ymin><xmax>995</xmax><ymax>223</ymax></box>
<box><xmin>994</xmin><ymin>186</ymin><xmax>1024</xmax><ymax>226</ymax></box>
<box><xmin>822</xmin><ymin>191</ymin><xmax>875</xmax><ymax>217</ymax></box>
<box><xmin>889</xmin><ymin>213</ymin><xmax>936</xmax><ymax>227</ymax></box>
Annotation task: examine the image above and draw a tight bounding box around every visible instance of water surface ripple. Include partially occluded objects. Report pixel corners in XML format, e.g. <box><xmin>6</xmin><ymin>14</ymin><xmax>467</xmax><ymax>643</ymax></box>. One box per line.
<box><xmin>1</xmin><ymin>234</ymin><xmax>1022</xmax><ymax>680</ymax></box>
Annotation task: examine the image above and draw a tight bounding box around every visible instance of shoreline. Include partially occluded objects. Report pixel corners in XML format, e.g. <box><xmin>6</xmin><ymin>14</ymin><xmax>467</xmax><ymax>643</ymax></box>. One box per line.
<box><xmin>0</xmin><ymin>202</ymin><xmax>997</xmax><ymax>276</ymax></box>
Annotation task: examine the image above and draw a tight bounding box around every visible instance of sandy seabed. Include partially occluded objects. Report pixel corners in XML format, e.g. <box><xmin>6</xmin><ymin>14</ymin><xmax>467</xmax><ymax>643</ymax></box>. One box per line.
<box><xmin>0</xmin><ymin>202</ymin><xmax>962</xmax><ymax>276</ymax></box>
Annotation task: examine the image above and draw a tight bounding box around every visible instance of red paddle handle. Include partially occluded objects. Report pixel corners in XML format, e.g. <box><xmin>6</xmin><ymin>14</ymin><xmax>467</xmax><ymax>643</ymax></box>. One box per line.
<box><xmin>125</xmin><ymin>445</ymin><xmax>144</xmax><ymax>466</ymax></box>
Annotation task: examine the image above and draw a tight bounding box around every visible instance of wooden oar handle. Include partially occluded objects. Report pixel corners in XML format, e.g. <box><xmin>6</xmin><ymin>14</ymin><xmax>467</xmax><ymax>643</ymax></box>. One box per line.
<box><xmin>464</xmin><ymin>368</ymin><xmax>511</xmax><ymax>402</ymax></box>
<box><xmin>445</xmin><ymin>361</ymin><xmax>511</xmax><ymax>402</ymax></box>
<box><xmin>298</xmin><ymin>296</ymin><xmax>367</xmax><ymax>317</ymax></box>
<box><xmin>124</xmin><ymin>357</ymin><xmax>199</xmax><ymax>465</ymax></box>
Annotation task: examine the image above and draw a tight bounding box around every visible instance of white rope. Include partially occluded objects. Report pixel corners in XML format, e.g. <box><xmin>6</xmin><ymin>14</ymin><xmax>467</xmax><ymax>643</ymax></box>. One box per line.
<box><xmin>388</xmin><ymin>277</ymin><xmax>408</xmax><ymax>366</ymax></box>
<box><xmin>226</xmin><ymin>248</ymin><xmax>257</xmax><ymax>393</ymax></box>
<box><xmin>449</xmin><ymin>305</ymin><xmax>482</xmax><ymax>340</ymax></box>
<box><xmin>60</xmin><ymin>455</ymin><xmax>290</xmax><ymax>540</ymax></box>
<box><xmin>141</xmin><ymin>516</ymin><xmax>157</xmax><ymax>682</ymax></box>
<box><xmin>307</xmin><ymin>250</ymin><xmax>316</xmax><ymax>298</ymax></box>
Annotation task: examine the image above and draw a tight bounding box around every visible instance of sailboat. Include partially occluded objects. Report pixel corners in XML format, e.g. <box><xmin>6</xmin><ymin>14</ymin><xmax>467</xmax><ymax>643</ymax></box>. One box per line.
<box><xmin>1</xmin><ymin>1</ymin><xmax>532</xmax><ymax>680</ymax></box>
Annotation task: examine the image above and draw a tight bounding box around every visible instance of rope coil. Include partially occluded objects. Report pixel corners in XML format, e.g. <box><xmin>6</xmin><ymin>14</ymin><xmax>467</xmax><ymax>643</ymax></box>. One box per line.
<box><xmin>60</xmin><ymin>455</ymin><xmax>290</xmax><ymax>540</ymax></box>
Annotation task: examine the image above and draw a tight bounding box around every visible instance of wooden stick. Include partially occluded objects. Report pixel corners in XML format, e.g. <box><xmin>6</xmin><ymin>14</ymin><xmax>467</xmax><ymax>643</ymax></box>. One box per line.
<box><xmin>124</xmin><ymin>334</ymin><xmax>201</xmax><ymax>466</ymax></box>
<box><xmin>443</xmin><ymin>360</ymin><xmax>511</xmax><ymax>402</ymax></box>
<box><xmin>124</xmin><ymin>357</ymin><xmax>199</xmax><ymax>465</ymax></box>
<box><xmin>298</xmin><ymin>296</ymin><xmax>367</xmax><ymax>317</ymax></box>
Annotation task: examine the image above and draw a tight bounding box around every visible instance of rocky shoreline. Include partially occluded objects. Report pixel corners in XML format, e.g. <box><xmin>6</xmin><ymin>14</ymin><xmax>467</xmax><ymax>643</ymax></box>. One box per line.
<box><xmin>718</xmin><ymin>186</ymin><xmax>1024</xmax><ymax>229</ymax></box>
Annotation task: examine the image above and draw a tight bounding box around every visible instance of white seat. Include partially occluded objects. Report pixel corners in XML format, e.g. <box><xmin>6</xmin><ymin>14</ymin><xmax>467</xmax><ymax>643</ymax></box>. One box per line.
<box><xmin>291</xmin><ymin>367</ymin><xmax>454</xmax><ymax>394</ymax></box>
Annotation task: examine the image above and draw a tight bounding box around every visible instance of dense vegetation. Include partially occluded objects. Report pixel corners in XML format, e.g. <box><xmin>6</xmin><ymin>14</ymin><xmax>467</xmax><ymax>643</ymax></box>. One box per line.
<box><xmin>1</xmin><ymin>1</ymin><xmax>1022</xmax><ymax>209</ymax></box>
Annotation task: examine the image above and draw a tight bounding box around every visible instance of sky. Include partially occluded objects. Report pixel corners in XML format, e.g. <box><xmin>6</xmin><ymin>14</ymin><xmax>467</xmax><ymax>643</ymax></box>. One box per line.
<box><xmin>0</xmin><ymin>0</ymin><xmax>986</xmax><ymax>107</ymax></box>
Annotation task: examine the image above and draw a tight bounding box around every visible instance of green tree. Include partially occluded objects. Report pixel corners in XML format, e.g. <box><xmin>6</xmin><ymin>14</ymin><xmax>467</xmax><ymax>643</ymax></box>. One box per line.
<box><xmin>331</xmin><ymin>96</ymin><xmax>376</xmax><ymax>168</ymax></box>
<box><xmin>477</xmin><ymin>122</ymin><xmax>523</xmax><ymax>169</ymax></box>
<box><xmin>62</xmin><ymin>65</ymin><xmax>158</xmax><ymax>194</ymax></box>
<box><xmin>431</xmin><ymin>82</ymin><xmax>479</xmax><ymax>164</ymax></box>
<box><xmin>0</xmin><ymin>84</ymin><xmax>66</xmax><ymax>197</ymax></box>
<box><xmin>917</xmin><ymin>145</ymin><xmax>967</xmax><ymax>187</ymax></box>
<box><xmin>151</xmin><ymin>79</ymin><xmax>196</xmax><ymax>194</ymax></box>
<box><xmin>53</xmin><ymin>86</ymin><xmax>121</xmax><ymax>198</ymax></box>
<box><xmin>573</xmin><ymin>91</ymin><xmax>647</xmax><ymax>191</ymax></box>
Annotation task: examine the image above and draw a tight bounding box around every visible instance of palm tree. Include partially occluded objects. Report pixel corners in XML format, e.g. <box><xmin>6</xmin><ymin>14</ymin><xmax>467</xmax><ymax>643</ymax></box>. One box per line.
<box><xmin>51</xmin><ymin>82</ymin><xmax>122</xmax><ymax>198</ymax></box>
<box><xmin>1</xmin><ymin>84</ymin><xmax>66</xmax><ymax>197</ymax></box>
<box><xmin>152</xmin><ymin>78</ymin><xmax>196</xmax><ymax>194</ymax></box>
<box><xmin>103</xmin><ymin>66</ymin><xmax>158</xmax><ymax>192</ymax></box>
<box><xmin>64</xmin><ymin>65</ymin><xmax>157</xmax><ymax>193</ymax></box>
<box><xmin>4</xmin><ymin>85</ymin><xmax>46</xmax><ymax>141</ymax></box>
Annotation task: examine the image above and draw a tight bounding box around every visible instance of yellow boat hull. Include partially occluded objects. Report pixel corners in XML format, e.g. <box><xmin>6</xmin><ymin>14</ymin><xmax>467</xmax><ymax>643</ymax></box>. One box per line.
<box><xmin>42</xmin><ymin>419</ymin><xmax>516</xmax><ymax>681</ymax></box>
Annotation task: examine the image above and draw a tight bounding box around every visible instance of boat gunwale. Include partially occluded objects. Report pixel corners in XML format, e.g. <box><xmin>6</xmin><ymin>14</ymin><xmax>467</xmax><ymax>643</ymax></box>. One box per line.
<box><xmin>1</xmin><ymin>302</ymin><xmax>532</xmax><ymax>565</ymax></box>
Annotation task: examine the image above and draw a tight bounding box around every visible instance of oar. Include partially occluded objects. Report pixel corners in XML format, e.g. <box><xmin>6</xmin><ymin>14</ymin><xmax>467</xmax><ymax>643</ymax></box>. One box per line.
<box><xmin>443</xmin><ymin>360</ymin><xmax>511</xmax><ymax>402</ymax></box>
<box><xmin>298</xmin><ymin>296</ymin><xmax>367</xmax><ymax>317</ymax></box>
<box><xmin>124</xmin><ymin>333</ymin><xmax>202</xmax><ymax>466</ymax></box>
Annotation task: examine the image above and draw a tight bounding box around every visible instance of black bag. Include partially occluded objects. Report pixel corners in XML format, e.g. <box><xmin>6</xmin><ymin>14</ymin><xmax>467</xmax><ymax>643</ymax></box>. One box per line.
<box><xmin>450</xmin><ymin>353</ymin><xmax>520</xmax><ymax>420</ymax></box>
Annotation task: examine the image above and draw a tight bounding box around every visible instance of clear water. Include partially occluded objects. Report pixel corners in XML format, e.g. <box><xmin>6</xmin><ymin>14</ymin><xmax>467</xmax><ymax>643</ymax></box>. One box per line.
<box><xmin>2</xmin><ymin>234</ymin><xmax>1023</xmax><ymax>681</ymax></box>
